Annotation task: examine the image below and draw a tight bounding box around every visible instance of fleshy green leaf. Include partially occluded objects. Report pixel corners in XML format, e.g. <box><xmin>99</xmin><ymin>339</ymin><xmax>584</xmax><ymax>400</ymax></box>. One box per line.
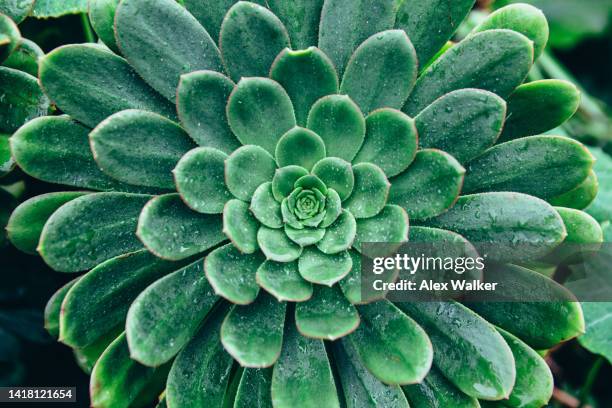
<box><xmin>340</xmin><ymin>250</ymin><xmax>399</xmax><ymax>305</ymax></box>
<box><xmin>579</xmin><ymin>302</ymin><xmax>612</xmax><ymax>363</ymax></box>
<box><xmin>549</xmin><ymin>170</ymin><xmax>598</xmax><ymax>210</ymax></box>
<box><xmin>177</xmin><ymin>70</ymin><xmax>241</xmax><ymax>153</ymax></box>
<box><xmin>32</xmin><ymin>0</ymin><xmax>87</xmax><ymax>18</ymax></box>
<box><xmin>0</xmin><ymin>14</ymin><xmax>19</xmax><ymax>64</ymax></box>
<box><xmin>227</xmin><ymin>78</ymin><xmax>296</xmax><ymax>155</ymax></box>
<box><xmin>256</xmin><ymin>260</ymin><xmax>313</xmax><ymax>302</ymax></box>
<box><xmin>0</xmin><ymin>67</ymin><xmax>49</xmax><ymax>133</ymax></box>
<box><xmin>499</xmin><ymin>80</ymin><xmax>581</xmax><ymax>142</ymax></box>
<box><xmin>354</xmin><ymin>205</ymin><xmax>409</xmax><ymax>256</ymax></box>
<box><xmin>44</xmin><ymin>278</ymin><xmax>79</xmax><ymax>339</ymax></box>
<box><xmin>3</xmin><ymin>38</ymin><xmax>44</xmax><ymax>76</ymax></box>
<box><xmin>348</xmin><ymin>300</ymin><xmax>432</xmax><ymax>385</ymax></box>
<box><xmin>39</xmin><ymin>44</ymin><xmax>176</xmax><ymax>128</ymax></box>
<box><xmin>341</xmin><ymin>30</ymin><xmax>417</xmax><ymax>114</ymax></box>
<box><xmin>463</xmin><ymin>136</ymin><xmax>594</xmax><ymax>199</ymax></box>
<box><xmin>272</xmin><ymin>165</ymin><xmax>309</xmax><ymax>202</ymax></box>
<box><xmin>295</xmin><ymin>285</ymin><xmax>359</xmax><ymax>340</ymax></box>
<box><xmin>221</xmin><ymin>292</ymin><xmax>286</xmax><ymax>367</ymax></box>
<box><xmin>0</xmin><ymin>134</ymin><xmax>13</xmax><ymax>176</ymax></box>
<box><xmin>270</xmin><ymin>47</ymin><xmax>338</xmax><ymax>126</ymax></box>
<box><xmin>137</xmin><ymin>194</ymin><xmax>225</xmax><ymax>260</ymax></box>
<box><xmin>415</xmin><ymin>89</ymin><xmax>506</xmax><ymax>163</ymax></box>
<box><xmin>586</xmin><ymin>147</ymin><xmax>612</xmax><ymax>223</ymax></box>
<box><xmin>402</xmin><ymin>366</ymin><xmax>479</xmax><ymax>408</ymax></box>
<box><xmin>126</xmin><ymin>259</ymin><xmax>219</xmax><ymax>367</ymax></box>
<box><xmin>223</xmin><ymin>199</ymin><xmax>260</xmax><ymax>254</ymax></box>
<box><xmin>320</xmin><ymin>189</ymin><xmax>343</xmax><ymax>228</ymax></box>
<box><xmin>115</xmin><ymin>0</ymin><xmax>223</xmax><ymax>100</ymax></box>
<box><xmin>0</xmin><ymin>0</ymin><xmax>35</xmax><ymax>24</ymax></box>
<box><xmin>225</xmin><ymin>145</ymin><xmax>277</xmax><ymax>201</ymax></box>
<box><xmin>89</xmin><ymin>0</ymin><xmax>120</xmax><ymax>52</ymax></box>
<box><xmin>234</xmin><ymin>368</ymin><xmax>273</xmax><ymax>408</ymax></box>
<box><xmin>298</xmin><ymin>247</ymin><xmax>352</xmax><ymax>286</ymax></box>
<box><xmin>312</xmin><ymin>158</ymin><xmax>354</xmax><ymax>201</ymax></box>
<box><xmin>275</xmin><ymin>127</ymin><xmax>326</xmax><ymax>171</ymax></box>
<box><xmin>344</xmin><ymin>163</ymin><xmax>389</xmax><ymax>219</ymax></box>
<box><xmin>317</xmin><ymin>210</ymin><xmax>356</xmax><ymax>254</ymax></box>
<box><xmin>39</xmin><ymin>192</ymin><xmax>150</xmax><ymax>272</ymax></box>
<box><xmin>354</xmin><ymin>108</ymin><xmax>418</xmax><ymax>177</ymax></box>
<box><xmin>307</xmin><ymin>95</ymin><xmax>365</xmax><ymax>162</ymax></box>
<box><xmin>205</xmin><ymin>243</ymin><xmax>264</xmax><ymax>304</ymax></box>
<box><xmin>552</xmin><ymin>207</ymin><xmax>602</xmax><ymax>259</ymax></box>
<box><xmin>257</xmin><ymin>226</ymin><xmax>302</xmax><ymax>262</ymax></box>
<box><xmin>404</xmin><ymin>30</ymin><xmax>533</xmax><ymax>116</ymax></box>
<box><xmin>250</xmin><ymin>182</ymin><xmax>283</xmax><ymax>228</ymax></box>
<box><xmin>266</xmin><ymin>0</ymin><xmax>324</xmax><ymax>49</ymax></box>
<box><xmin>73</xmin><ymin>329</ymin><xmax>122</xmax><ymax>375</ymax></box>
<box><xmin>220</xmin><ymin>1</ymin><xmax>290</xmax><ymax>81</ymax></box>
<box><xmin>285</xmin><ymin>226</ymin><xmax>325</xmax><ymax>247</ymax></box>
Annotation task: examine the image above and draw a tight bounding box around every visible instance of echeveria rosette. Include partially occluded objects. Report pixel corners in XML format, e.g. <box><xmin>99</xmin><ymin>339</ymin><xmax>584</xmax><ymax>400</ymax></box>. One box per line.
<box><xmin>5</xmin><ymin>0</ymin><xmax>601</xmax><ymax>407</ymax></box>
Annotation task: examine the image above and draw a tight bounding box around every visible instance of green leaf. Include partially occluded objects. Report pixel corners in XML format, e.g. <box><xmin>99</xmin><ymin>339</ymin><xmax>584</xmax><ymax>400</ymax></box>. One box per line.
<box><xmin>354</xmin><ymin>108</ymin><xmax>418</xmax><ymax>177</ymax></box>
<box><xmin>497</xmin><ymin>328</ymin><xmax>553</xmax><ymax>408</ymax></box>
<box><xmin>256</xmin><ymin>260</ymin><xmax>313</xmax><ymax>302</ymax></box>
<box><xmin>0</xmin><ymin>14</ymin><xmax>19</xmax><ymax>64</ymax></box>
<box><xmin>317</xmin><ymin>210</ymin><xmax>356</xmax><ymax>254</ymax></box>
<box><xmin>126</xmin><ymin>259</ymin><xmax>219</xmax><ymax>367</ymax></box>
<box><xmin>285</xmin><ymin>226</ymin><xmax>325</xmax><ymax>246</ymax></box>
<box><xmin>404</xmin><ymin>29</ymin><xmax>533</xmax><ymax>116</ymax></box>
<box><xmin>0</xmin><ymin>67</ymin><xmax>49</xmax><ymax>134</ymax></box>
<box><xmin>275</xmin><ymin>127</ymin><xmax>326</xmax><ymax>171</ymax></box>
<box><xmin>319</xmin><ymin>0</ymin><xmax>397</xmax><ymax>76</ymax></box>
<box><xmin>270</xmin><ymin>47</ymin><xmax>338</xmax><ymax>126</ymax></box>
<box><xmin>73</xmin><ymin>329</ymin><xmax>123</xmax><ymax>374</ymax></box>
<box><xmin>425</xmin><ymin>192</ymin><xmax>566</xmax><ymax>262</ymax></box>
<box><xmin>7</xmin><ymin>191</ymin><xmax>87</xmax><ymax>254</ymax></box>
<box><xmin>221</xmin><ymin>292</ymin><xmax>286</xmax><ymax>367</ymax></box>
<box><xmin>32</xmin><ymin>0</ymin><xmax>87</xmax><ymax>18</ymax></box>
<box><xmin>234</xmin><ymin>368</ymin><xmax>273</xmax><ymax>408</ymax></box>
<box><xmin>272</xmin><ymin>165</ymin><xmax>309</xmax><ymax>201</ymax></box>
<box><xmin>295</xmin><ymin>285</ymin><xmax>359</xmax><ymax>340</ymax></box>
<box><xmin>298</xmin><ymin>247</ymin><xmax>352</xmax><ymax>286</ymax></box>
<box><xmin>220</xmin><ymin>1</ymin><xmax>290</xmax><ymax>81</ymax></box>
<box><xmin>39</xmin><ymin>192</ymin><xmax>150</xmax><ymax>272</ymax></box>
<box><xmin>307</xmin><ymin>95</ymin><xmax>365</xmax><ymax>162</ymax></box>
<box><xmin>250</xmin><ymin>182</ymin><xmax>283</xmax><ymax>228</ymax></box>
<box><xmin>402</xmin><ymin>366</ymin><xmax>479</xmax><ymax>408</ymax></box>
<box><xmin>0</xmin><ymin>134</ymin><xmax>13</xmax><ymax>176</ymax></box>
<box><xmin>166</xmin><ymin>307</ymin><xmax>234</xmax><ymax>408</ymax></box>
<box><xmin>549</xmin><ymin>170</ymin><xmax>598</xmax><ymax>210</ymax></box>
<box><xmin>353</xmin><ymin>205</ymin><xmax>409</xmax><ymax>256</ymax></box>
<box><xmin>115</xmin><ymin>0</ymin><xmax>223</xmax><ymax>100</ymax></box>
<box><xmin>0</xmin><ymin>0</ymin><xmax>35</xmax><ymax>24</ymax></box>
<box><xmin>341</xmin><ymin>30</ymin><xmax>417</xmax><ymax>114</ymax></box>
<box><xmin>174</xmin><ymin>147</ymin><xmax>232</xmax><ymax>214</ymax></box>
<box><xmin>586</xmin><ymin>147</ymin><xmax>612</xmax><ymax>223</ymax></box>
<box><xmin>312</xmin><ymin>158</ymin><xmax>354</xmax><ymax>201</ymax></box>
<box><xmin>227</xmin><ymin>78</ymin><xmax>296</xmax><ymax>155</ymax></box>
<box><xmin>467</xmin><ymin>263</ymin><xmax>585</xmax><ymax>349</ymax></box>
<box><xmin>89</xmin><ymin>0</ymin><xmax>120</xmax><ymax>52</ymax></box>
<box><xmin>205</xmin><ymin>243</ymin><xmax>264</xmax><ymax>304</ymax></box>
<box><xmin>473</xmin><ymin>3</ymin><xmax>549</xmax><ymax>59</ymax></box>
<box><xmin>499</xmin><ymin>80</ymin><xmax>581</xmax><ymax>142</ymax></box>
<box><xmin>320</xmin><ymin>189</ymin><xmax>343</xmax><ymax>228</ymax></box>
<box><xmin>61</xmin><ymin>250</ymin><xmax>180</xmax><ymax>348</ymax></box>
<box><xmin>257</xmin><ymin>226</ymin><xmax>303</xmax><ymax>262</ymax></box>
<box><xmin>348</xmin><ymin>300</ymin><xmax>432</xmax><ymax>385</ymax></box>
<box><xmin>225</xmin><ymin>145</ymin><xmax>277</xmax><ymax>201</ymax></box>
<box><xmin>4</xmin><ymin>38</ymin><xmax>44</xmax><ymax>76</ymax></box>
<box><xmin>137</xmin><ymin>194</ymin><xmax>226</xmax><ymax>260</ymax></box>
<box><xmin>463</xmin><ymin>136</ymin><xmax>594</xmax><ymax>199</ymax></box>
<box><xmin>554</xmin><ymin>207</ymin><xmax>602</xmax><ymax>248</ymax></box>
<box><xmin>398</xmin><ymin>301</ymin><xmax>515</xmax><ymax>400</ymax></box>
<box><xmin>415</xmin><ymin>89</ymin><xmax>506</xmax><ymax>163</ymax></box>
<box><xmin>395</xmin><ymin>0</ymin><xmax>475</xmax><ymax>67</ymax></box>
<box><xmin>39</xmin><ymin>44</ymin><xmax>176</xmax><ymax>128</ymax></box>
<box><xmin>340</xmin><ymin>250</ymin><xmax>398</xmax><ymax>305</ymax></box>
<box><xmin>44</xmin><ymin>278</ymin><xmax>79</xmax><ymax>339</ymax></box>
<box><xmin>294</xmin><ymin>174</ymin><xmax>327</xmax><ymax>194</ymax></box>
<box><xmin>223</xmin><ymin>199</ymin><xmax>260</xmax><ymax>254</ymax></box>
<box><xmin>271</xmin><ymin>320</ymin><xmax>340</xmax><ymax>408</ymax></box>
<box><xmin>90</xmin><ymin>110</ymin><xmax>195</xmax><ymax>189</ymax></box>
<box><xmin>579</xmin><ymin>302</ymin><xmax>612</xmax><ymax>363</ymax></box>
<box><xmin>266</xmin><ymin>0</ymin><xmax>324</xmax><ymax>50</ymax></box>
<box><xmin>333</xmin><ymin>339</ymin><xmax>409</xmax><ymax>408</ymax></box>
<box><xmin>91</xmin><ymin>334</ymin><xmax>169</xmax><ymax>408</ymax></box>
<box><xmin>177</xmin><ymin>70</ymin><xmax>241</xmax><ymax>153</ymax></box>
<box><xmin>344</xmin><ymin>163</ymin><xmax>389</xmax><ymax>219</ymax></box>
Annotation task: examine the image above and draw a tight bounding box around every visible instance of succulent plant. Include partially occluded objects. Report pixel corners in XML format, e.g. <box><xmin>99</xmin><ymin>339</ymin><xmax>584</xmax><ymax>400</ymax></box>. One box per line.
<box><xmin>5</xmin><ymin>0</ymin><xmax>604</xmax><ymax>407</ymax></box>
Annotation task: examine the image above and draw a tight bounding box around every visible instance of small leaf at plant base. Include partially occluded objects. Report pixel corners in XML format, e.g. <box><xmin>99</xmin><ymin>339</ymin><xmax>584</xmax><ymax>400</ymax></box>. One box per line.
<box><xmin>463</xmin><ymin>136</ymin><xmax>594</xmax><ymax>199</ymax></box>
<box><xmin>333</xmin><ymin>339</ymin><xmax>410</xmax><ymax>408</ymax></box>
<box><xmin>115</xmin><ymin>0</ymin><xmax>223</xmax><ymax>100</ymax></box>
<box><xmin>205</xmin><ymin>243</ymin><xmax>264</xmax><ymax>305</ymax></box>
<box><xmin>227</xmin><ymin>78</ymin><xmax>296</xmax><ymax>155</ymax></box>
<box><xmin>137</xmin><ymin>194</ymin><xmax>225</xmax><ymax>260</ymax></box>
<box><xmin>347</xmin><ymin>300</ymin><xmax>432</xmax><ymax>385</ymax></box>
<box><xmin>0</xmin><ymin>0</ymin><xmax>34</xmax><ymax>24</ymax></box>
<box><xmin>91</xmin><ymin>110</ymin><xmax>195</xmax><ymax>189</ymax></box>
<box><xmin>44</xmin><ymin>278</ymin><xmax>79</xmax><ymax>339</ymax></box>
<box><xmin>270</xmin><ymin>47</ymin><xmax>338</xmax><ymax>126</ymax></box>
<box><xmin>298</xmin><ymin>247</ymin><xmax>352</xmax><ymax>286</ymax></box>
<box><xmin>222</xmin><ymin>292</ymin><xmax>286</xmax><ymax>368</ymax></box>
<box><xmin>275</xmin><ymin>127</ymin><xmax>326</xmax><ymax>171</ymax></box>
<box><xmin>272</xmin><ymin>321</ymin><xmax>340</xmax><ymax>408</ymax></box>
<box><xmin>549</xmin><ymin>170</ymin><xmax>598</xmax><ymax>210</ymax></box>
<box><xmin>39</xmin><ymin>193</ymin><xmax>151</xmax><ymax>272</ymax></box>
<box><xmin>266</xmin><ymin>1</ymin><xmax>324</xmax><ymax>49</ymax></box>
<box><xmin>4</xmin><ymin>38</ymin><xmax>44</xmax><ymax>76</ymax></box>
<box><xmin>177</xmin><ymin>70</ymin><xmax>241</xmax><ymax>153</ymax></box>
<box><xmin>258</xmin><ymin>226</ymin><xmax>303</xmax><ymax>263</ymax></box>
<box><xmin>404</xmin><ymin>30</ymin><xmax>533</xmax><ymax>116</ymax></box>
<box><xmin>295</xmin><ymin>285</ymin><xmax>359</xmax><ymax>340</ymax></box>
<box><xmin>250</xmin><ymin>182</ymin><xmax>283</xmax><ymax>228</ymax></box>
<box><xmin>317</xmin><ymin>210</ymin><xmax>356</xmax><ymax>254</ymax></box>
<box><xmin>344</xmin><ymin>163</ymin><xmax>389</xmax><ymax>219</ymax></box>
<box><xmin>256</xmin><ymin>260</ymin><xmax>313</xmax><ymax>303</ymax></box>
<box><xmin>0</xmin><ymin>14</ymin><xmax>20</xmax><ymax>62</ymax></box>
<box><xmin>39</xmin><ymin>44</ymin><xmax>176</xmax><ymax>128</ymax></box>
<box><xmin>91</xmin><ymin>334</ymin><xmax>169</xmax><ymax>408</ymax></box>
<box><xmin>285</xmin><ymin>226</ymin><xmax>325</xmax><ymax>247</ymax></box>
<box><xmin>225</xmin><ymin>145</ymin><xmax>277</xmax><ymax>201</ymax></box>
<box><xmin>312</xmin><ymin>158</ymin><xmax>354</xmax><ymax>201</ymax></box>
<box><xmin>272</xmin><ymin>165</ymin><xmax>309</xmax><ymax>201</ymax></box>
<box><xmin>402</xmin><ymin>366</ymin><xmax>479</xmax><ymax>408</ymax></box>
<box><xmin>353</xmin><ymin>205</ymin><xmax>409</xmax><ymax>257</ymax></box>
<box><xmin>0</xmin><ymin>67</ymin><xmax>49</xmax><ymax>134</ymax></box>
<box><xmin>307</xmin><ymin>95</ymin><xmax>365</xmax><ymax>162</ymax></box>
<box><xmin>61</xmin><ymin>249</ymin><xmax>180</xmax><ymax>349</ymax></box>
<box><xmin>234</xmin><ymin>368</ymin><xmax>273</xmax><ymax>408</ymax></box>
<box><xmin>499</xmin><ymin>80</ymin><xmax>581</xmax><ymax>142</ymax></box>
<box><xmin>220</xmin><ymin>2</ymin><xmax>290</xmax><ymax>81</ymax></box>
<box><xmin>354</xmin><ymin>109</ymin><xmax>418</xmax><ymax>177</ymax></box>
<box><xmin>223</xmin><ymin>199</ymin><xmax>260</xmax><ymax>254</ymax></box>
<box><xmin>89</xmin><ymin>0</ymin><xmax>120</xmax><ymax>52</ymax></box>
<box><xmin>341</xmin><ymin>30</ymin><xmax>417</xmax><ymax>114</ymax></box>
<box><xmin>415</xmin><ymin>89</ymin><xmax>506</xmax><ymax>163</ymax></box>
<box><xmin>398</xmin><ymin>301</ymin><xmax>515</xmax><ymax>400</ymax></box>
<box><xmin>126</xmin><ymin>259</ymin><xmax>219</xmax><ymax>367</ymax></box>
